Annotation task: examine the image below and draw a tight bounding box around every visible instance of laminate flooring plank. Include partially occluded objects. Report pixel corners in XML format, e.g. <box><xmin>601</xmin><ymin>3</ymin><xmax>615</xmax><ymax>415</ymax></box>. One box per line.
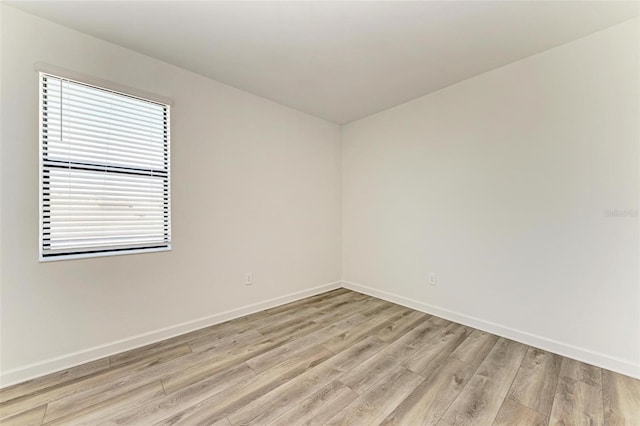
<box><xmin>167</xmin><ymin>329</ymin><xmax>318</xmax><ymax>392</ymax></box>
<box><xmin>0</xmin><ymin>404</ymin><xmax>46</xmax><ymax>426</ymax></box>
<box><xmin>327</xmin><ymin>365</ymin><xmax>423</xmax><ymax>425</ymax></box>
<box><xmin>340</xmin><ymin>316</ymin><xmax>451</xmax><ymax>394</ymax></box>
<box><xmin>559</xmin><ymin>358</ymin><xmax>602</xmax><ymax>387</ymax></box>
<box><xmin>381</xmin><ymin>357</ymin><xmax>477</xmax><ymax>426</ymax></box>
<box><xmin>450</xmin><ymin>330</ymin><xmax>500</xmax><ymax>364</ymax></box>
<box><xmin>38</xmin><ymin>331</ymin><xmax>262</xmax><ymax>419</ymax></box>
<box><xmin>448</xmin><ymin>329</ymin><xmax>501</xmax><ymax>370</ymax></box>
<box><xmin>403</xmin><ymin>323</ymin><xmax>472</xmax><ymax>377</ymax></box>
<box><xmin>602</xmin><ymin>369</ymin><xmax>640</xmax><ymax>426</ymax></box>
<box><xmin>312</xmin><ymin>296</ymin><xmax>384</xmax><ymax>322</ymax></box>
<box><xmin>239</xmin><ymin>291</ymin><xmax>336</xmax><ymax>321</ymax></box>
<box><xmin>187</xmin><ymin>289</ymin><xmax>346</xmax><ymax>342</ymax></box>
<box><xmin>227</xmin><ymin>359</ymin><xmax>344</xmax><ymax>425</ymax></box>
<box><xmin>186</xmin><ymin>328</ymin><xmax>264</xmax><ymax>354</ymax></box>
<box><xmin>308</xmin><ymin>292</ymin><xmax>369</xmax><ymax>315</ymax></box>
<box><xmin>441</xmin><ymin>338</ymin><xmax>528</xmax><ymax>426</ymax></box>
<box><xmin>43</xmin><ymin>381</ymin><xmax>165</xmax><ymax>426</ymax></box>
<box><xmin>493</xmin><ymin>399</ymin><xmax>547</xmax><ymax>426</ymax></box>
<box><xmin>111</xmin><ymin>320</ymin><xmax>265</xmax><ymax>369</ymax></box>
<box><xmin>380</xmin><ymin>329</ymin><xmax>499</xmax><ymax>426</ymax></box>
<box><xmin>245</xmin><ymin>313</ymin><xmax>372</xmax><ymax>373</ymax></box>
<box><xmin>160</xmin><ymin>338</ymin><xmax>276</xmax><ymax>394</ymax></box>
<box><xmin>235</xmin><ymin>293</ymin><xmax>357</xmax><ymax>336</ymax></box>
<box><xmin>2</xmin><ymin>330</ymin><xmax>258</xmax><ymax>422</ymax></box>
<box><xmin>507</xmin><ymin>347</ymin><xmax>562</xmax><ymax>417</ymax></box>
<box><xmin>0</xmin><ymin>343</ymin><xmax>191</xmax><ymax>421</ymax></box>
<box><xmin>311</xmin><ymin>297</ymin><xmax>387</xmax><ymax>326</ymax></box>
<box><xmin>229</xmin><ymin>336</ymin><xmax>388</xmax><ymax>425</ymax></box>
<box><xmin>321</xmin><ymin>335</ymin><xmax>388</xmax><ymax>373</ymax></box>
<box><xmin>120</xmin><ymin>312</ymin><xmax>266</xmax><ymax>362</ymax></box>
<box><xmin>322</xmin><ymin>304</ymin><xmax>411</xmax><ymax>353</ymax></box>
<box><xmin>265</xmin><ymin>319</ymin><xmax>329</xmax><ymax>345</ymax></box>
<box><xmin>88</xmin><ymin>329</ymin><xmax>259</xmax><ymax>416</ymax></box>
<box><xmin>41</xmin><ymin>344</ymin><xmax>191</xmax><ymax>423</ymax></box>
<box><xmin>256</xmin><ymin>288</ymin><xmax>351</xmax><ymax>317</ymax></box>
<box><xmin>373</xmin><ymin>310</ymin><xmax>430</xmax><ymax>342</ymax></box>
<box><xmin>257</xmin><ymin>315</ymin><xmax>318</xmax><ymax>337</ymax></box>
<box><xmin>549</xmin><ymin>376</ymin><xmax>604</xmax><ymax>425</ymax></box>
<box><xmin>163</xmin><ymin>315</ymin><xmax>364</xmax><ymax>393</ymax></box>
<box><xmin>265</xmin><ymin>288</ymin><xmax>349</xmax><ymax>311</ymax></box>
<box><xmin>197</xmin><ymin>305</ymin><xmax>318</xmax><ymax>347</ymax></box>
<box><xmin>214</xmin><ymin>297</ymin><xmax>364</xmax><ymax>354</ymax></box>
<box><xmin>357</xmin><ymin>299</ymin><xmax>406</xmax><ymax>318</ymax></box>
<box><xmin>101</xmin><ymin>363</ymin><xmax>255</xmax><ymax>426</ymax></box>
<box><xmin>269</xmin><ymin>380</ymin><xmax>358</xmax><ymax>426</ymax></box>
<box><xmin>154</xmin><ymin>345</ymin><xmax>333</xmax><ymax>425</ymax></box>
<box><xmin>246</xmin><ymin>289</ymin><xmax>358</xmax><ymax>325</ymax></box>
<box><xmin>0</xmin><ymin>358</ymin><xmax>110</xmax><ymax>405</ymax></box>
<box><xmin>110</xmin><ymin>339</ymin><xmax>189</xmax><ymax>369</ymax></box>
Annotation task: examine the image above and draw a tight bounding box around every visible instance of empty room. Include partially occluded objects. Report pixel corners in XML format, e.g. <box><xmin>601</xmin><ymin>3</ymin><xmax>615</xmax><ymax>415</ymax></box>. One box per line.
<box><xmin>0</xmin><ymin>1</ymin><xmax>639</xmax><ymax>425</ymax></box>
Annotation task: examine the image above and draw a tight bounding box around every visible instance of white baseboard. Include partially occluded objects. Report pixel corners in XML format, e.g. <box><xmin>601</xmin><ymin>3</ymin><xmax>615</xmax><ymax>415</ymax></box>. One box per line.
<box><xmin>0</xmin><ymin>281</ymin><xmax>342</xmax><ymax>388</ymax></box>
<box><xmin>342</xmin><ymin>280</ymin><xmax>640</xmax><ymax>380</ymax></box>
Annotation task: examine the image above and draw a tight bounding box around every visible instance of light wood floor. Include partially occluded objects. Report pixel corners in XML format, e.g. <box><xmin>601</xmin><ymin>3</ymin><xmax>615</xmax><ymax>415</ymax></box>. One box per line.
<box><xmin>1</xmin><ymin>289</ymin><xmax>639</xmax><ymax>425</ymax></box>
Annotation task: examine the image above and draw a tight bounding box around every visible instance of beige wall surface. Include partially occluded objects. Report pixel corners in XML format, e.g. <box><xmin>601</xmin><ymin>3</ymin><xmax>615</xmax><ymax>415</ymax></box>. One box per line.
<box><xmin>0</xmin><ymin>5</ymin><xmax>342</xmax><ymax>384</ymax></box>
<box><xmin>342</xmin><ymin>18</ymin><xmax>640</xmax><ymax>377</ymax></box>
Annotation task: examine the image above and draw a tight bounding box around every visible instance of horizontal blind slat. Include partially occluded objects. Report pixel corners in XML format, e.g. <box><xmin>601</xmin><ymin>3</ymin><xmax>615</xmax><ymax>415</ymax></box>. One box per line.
<box><xmin>44</xmin><ymin>144</ymin><xmax>166</xmax><ymax>166</ymax></box>
<box><xmin>44</xmin><ymin>135</ymin><xmax>167</xmax><ymax>156</ymax></box>
<box><xmin>44</xmin><ymin>122</ymin><xmax>167</xmax><ymax>149</ymax></box>
<box><xmin>44</xmin><ymin>98</ymin><xmax>166</xmax><ymax>129</ymax></box>
<box><xmin>47</xmin><ymin>114</ymin><xmax>165</xmax><ymax>141</ymax></box>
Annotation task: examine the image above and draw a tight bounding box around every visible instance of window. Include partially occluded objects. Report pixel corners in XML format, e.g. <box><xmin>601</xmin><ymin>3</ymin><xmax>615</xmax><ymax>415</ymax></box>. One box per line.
<box><xmin>39</xmin><ymin>72</ymin><xmax>171</xmax><ymax>260</ymax></box>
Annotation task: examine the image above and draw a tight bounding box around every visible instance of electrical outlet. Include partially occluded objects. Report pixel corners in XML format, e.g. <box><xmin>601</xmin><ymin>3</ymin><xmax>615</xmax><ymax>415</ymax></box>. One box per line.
<box><xmin>244</xmin><ymin>272</ymin><xmax>253</xmax><ymax>285</ymax></box>
<box><xmin>428</xmin><ymin>272</ymin><xmax>437</xmax><ymax>286</ymax></box>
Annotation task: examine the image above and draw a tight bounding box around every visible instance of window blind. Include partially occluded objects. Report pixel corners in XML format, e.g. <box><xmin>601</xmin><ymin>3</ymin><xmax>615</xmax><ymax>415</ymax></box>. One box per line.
<box><xmin>40</xmin><ymin>73</ymin><xmax>171</xmax><ymax>260</ymax></box>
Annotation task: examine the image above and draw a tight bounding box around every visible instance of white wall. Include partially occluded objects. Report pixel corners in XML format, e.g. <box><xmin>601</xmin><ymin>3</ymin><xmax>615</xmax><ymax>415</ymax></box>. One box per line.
<box><xmin>0</xmin><ymin>5</ymin><xmax>342</xmax><ymax>385</ymax></box>
<box><xmin>342</xmin><ymin>18</ymin><xmax>640</xmax><ymax>378</ymax></box>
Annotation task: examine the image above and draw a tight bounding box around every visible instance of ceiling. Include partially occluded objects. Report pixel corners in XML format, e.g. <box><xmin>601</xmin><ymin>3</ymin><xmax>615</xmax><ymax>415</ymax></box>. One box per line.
<box><xmin>8</xmin><ymin>1</ymin><xmax>640</xmax><ymax>124</ymax></box>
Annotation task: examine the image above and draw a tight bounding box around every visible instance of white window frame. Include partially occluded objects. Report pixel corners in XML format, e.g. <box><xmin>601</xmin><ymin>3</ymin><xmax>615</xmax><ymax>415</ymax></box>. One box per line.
<box><xmin>37</xmin><ymin>64</ymin><xmax>172</xmax><ymax>261</ymax></box>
